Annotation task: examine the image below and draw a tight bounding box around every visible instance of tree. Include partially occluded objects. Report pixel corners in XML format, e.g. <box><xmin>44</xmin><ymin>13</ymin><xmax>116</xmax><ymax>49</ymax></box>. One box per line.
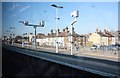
<box><xmin>15</xmin><ymin>35</ymin><xmax>22</xmax><ymax>43</ymax></box>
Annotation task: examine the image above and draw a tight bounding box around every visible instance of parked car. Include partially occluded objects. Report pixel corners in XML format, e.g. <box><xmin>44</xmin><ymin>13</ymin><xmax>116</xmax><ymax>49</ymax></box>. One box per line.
<box><xmin>91</xmin><ymin>45</ymin><xmax>98</xmax><ymax>50</ymax></box>
<box><xmin>114</xmin><ymin>44</ymin><xmax>120</xmax><ymax>51</ymax></box>
<box><xmin>22</xmin><ymin>41</ymin><xmax>29</xmax><ymax>47</ymax></box>
<box><xmin>100</xmin><ymin>45</ymin><xmax>108</xmax><ymax>50</ymax></box>
<box><xmin>107</xmin><ymin>45</ymin><xmax>115</xmax><ymax>51</ymax></box>
<box><xmin>107</xmin><ymin>44</ymin><xmax>120</xmax><ymax>51</ymax></box>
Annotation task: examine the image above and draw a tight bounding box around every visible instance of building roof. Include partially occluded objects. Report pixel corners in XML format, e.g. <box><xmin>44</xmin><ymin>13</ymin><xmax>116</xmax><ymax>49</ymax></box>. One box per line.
<box><xmin>36</xmin><ymin>33</ymin><xmax>46</xmax><ymax>39</ymax></box>
<box><xmin>47</xmin><ymin>31</ymin><xmax>84</xmax><ymax>38</ymax></box>
<box><xmin>47</xmin><ymin>32</ymin><xmax>69</xmax><ymax>37</ymax></box>
<box><xmin>97</xmin><ymin>32</ymin><xmax>109</xmax><ymax>37</ymax></box>
<box><xmin>115</xmin><ymin>30</ymin><xmax>120</xmax><ymax>37</ymax></box>
<box><xmin>59</xmin><ymin>32</ymin><xmax>68</xmax><ymax>37</ymax></box>
<box><xmin>47</xmin><ymin>33</ymin><xmax>56</xmax><ymax>37</ymax></box>
<box><xmin>37</xmin><ymin>27</ymin><xmax>84</xmax><ymax>38</ymax></box>
<box><xmin>97</xmin><ymin>31</ymin><xmax>114</xmax><ymax>37</ymax></box>
<box><xmin>68</xmin><ymin>32</ymin><xmax>83</xmax><ymax>37</ymax></box>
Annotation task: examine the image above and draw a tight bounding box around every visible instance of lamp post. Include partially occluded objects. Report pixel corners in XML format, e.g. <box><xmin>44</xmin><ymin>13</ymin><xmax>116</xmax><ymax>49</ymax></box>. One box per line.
<box><xmin>10</xmin><ymin>27</ymin><xmax>15</xmax><ymax>45</ymax></box>
<box><xmin>51</xmin><ymin>4</ymin><xmax>63</xmax><ymax>53</ymax></box>
<box><xmin>6</xmin><ymin>30</ymin><xmax>10</xmax><ymax>44</ymax></box>
<box><xmin>34</xmin><ymin>26</ymin><xmax>37</xmax><ymax>50</ymax></box>
<box><xmin>22</xmin><ymin>33</ymin><xmax>28</xmax><ymax>47</ymax></box>
<box><xmin>19</xmin><ymin>21</ymin><xmax>45</xmax><ymax>50</ymax></box>
<box><xmin>70</xmin><ymin>10</ymin><xmax>79</xmax><ymax>55</ymax></box>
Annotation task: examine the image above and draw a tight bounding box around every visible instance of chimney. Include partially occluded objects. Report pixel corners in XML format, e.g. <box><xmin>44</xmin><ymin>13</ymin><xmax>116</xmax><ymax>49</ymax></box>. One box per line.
<box><xmin>104</xmin><ymin>29</ymin><xmax>107</xmax><ymax>34</ymax></box>
<box><xmin>96</xmin><ymin>28</ymin><xmax>99</xmax><ymax>33</ymax></box>
<box><xmin>63</xmin><ymin>29</ymin><xmax>65</xmax><ymax>32</ymax></box>
<box><xmin>30</xmin><ymin>33</ymin><xmax>33</xmax><ymax>35</ymax></box>
<box><xmin>58</xmin><ymin>29</ymin><xmax>60</xmax><ymax>33</ymax></box>
<box><xmin>48</xmin><ymin>33</ymin><xmax>49</xmax><ymax>36</ymax></box>
<box><xmin>65</xmin><ymin>26</ymin><xmax>68</xmax><ymax>33</ymax></box>
<box><xmin>50</xmin><ymin>29</ymin><xmax>53</xmax><ymax>34</ymax></box>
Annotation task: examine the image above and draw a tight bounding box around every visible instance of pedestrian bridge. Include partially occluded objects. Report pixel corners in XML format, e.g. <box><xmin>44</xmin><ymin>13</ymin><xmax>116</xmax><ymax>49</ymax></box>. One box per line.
<box><xmin>2</xmin><ymin>44</ymin><xmax>120</xmax><ymax>78</ymax></box>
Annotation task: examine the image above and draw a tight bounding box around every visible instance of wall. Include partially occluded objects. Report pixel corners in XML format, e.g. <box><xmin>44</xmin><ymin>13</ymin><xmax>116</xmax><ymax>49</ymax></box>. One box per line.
<box><xmin>89</xmin><ymin>32</ymin><xmax>101</xmax><ymax>45</ymax></box>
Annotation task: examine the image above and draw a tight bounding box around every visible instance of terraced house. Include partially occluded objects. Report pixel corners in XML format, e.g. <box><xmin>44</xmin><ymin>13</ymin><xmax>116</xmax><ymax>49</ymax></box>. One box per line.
<box><xmin>35</xmin><ymin>27</ymin><xmax>86</xmax><ymax>49</ymax></box>
<box><xmin>89</xmin><ymin>29</ymin><xmax>115</xmax><ymax>46</ymax></box>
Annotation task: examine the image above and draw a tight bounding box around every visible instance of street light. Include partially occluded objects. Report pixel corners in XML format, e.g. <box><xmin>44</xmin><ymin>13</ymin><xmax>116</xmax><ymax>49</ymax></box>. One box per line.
<box><xmin>10</xmin><ymin>27</ymin><xmax>15</xmax><ymax>45</ymax></box>
<box><xmin>70</xmin><ymin>10</ymin><xmax>79</xmax><ymax>55</ymax></box>
<box><xmin>51</xmin><ymin>4</ymin><xmax>63</xmax><ymax>8</ymax></box>
<box><xmin>19</xmin><ymin>20</ymin><xmax>45</xmax><ymax>50</ymax></box>
<box><xmin>22</xmin><ymin>33</ymin><xmax>28</xmax><ymax>47</ymax></box>
<box><xmin>51</xmin><ymin>4</ymin><xmax>63</xmax><ymax>53</ymax></box>
<box><xmin>6</xmin><ymin>30</ymin><xmax>11</xmax><ymax>44</ymax></box>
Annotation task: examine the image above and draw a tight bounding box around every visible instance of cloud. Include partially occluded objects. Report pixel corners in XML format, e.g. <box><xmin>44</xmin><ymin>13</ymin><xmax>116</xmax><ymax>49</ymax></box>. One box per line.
<box><xmin>19</xmin><ymin>5</ymin><xmax>31</xmax><ymax>12</ymax></box>
<box><xmin>9</xmin><ymin>5</ymin><xmax>31</xmax><ymax>18</ymax></box>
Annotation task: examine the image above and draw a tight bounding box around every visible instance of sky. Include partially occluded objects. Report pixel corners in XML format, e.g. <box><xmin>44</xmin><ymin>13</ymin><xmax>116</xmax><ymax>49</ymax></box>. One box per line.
<box><xmin>2</xmin><ymin>2</ymin><xmax>118</xmax><ymax>37</ymax></box>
